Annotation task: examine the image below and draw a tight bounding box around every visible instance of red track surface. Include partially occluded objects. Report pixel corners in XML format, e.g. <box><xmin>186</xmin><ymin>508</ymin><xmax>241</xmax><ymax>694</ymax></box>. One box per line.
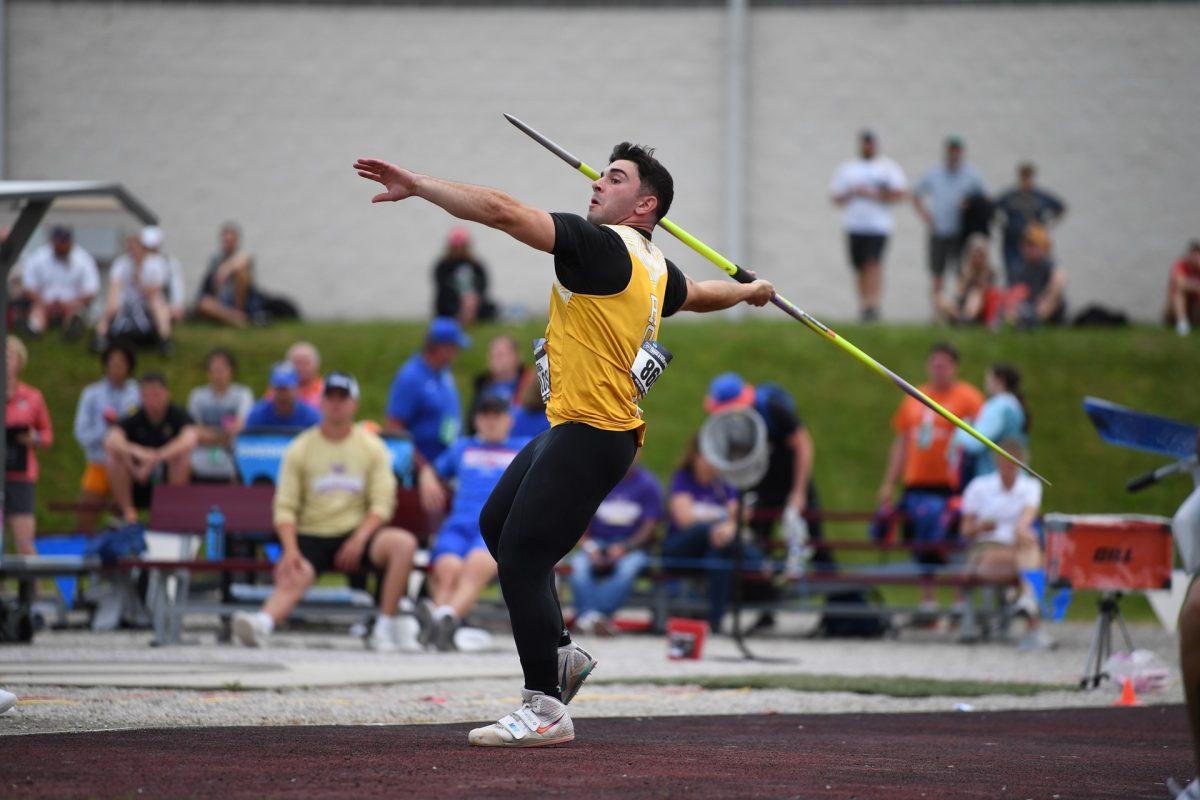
<box><xmin>1</xmin><ymin>705</ymin><xmax>1188</xmax><ymax>799</ymax></box>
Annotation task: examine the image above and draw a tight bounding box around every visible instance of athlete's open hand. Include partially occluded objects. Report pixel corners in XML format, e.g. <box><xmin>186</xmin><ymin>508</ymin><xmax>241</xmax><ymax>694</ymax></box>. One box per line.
<box><xmin>743</xmin><ymin>279</ymin><xmax>775</xmax><ymax>307</ymax></box>
<box><xmin>354</xmin><ymin>158</ymin><xmax>420</xmax><ymax>203</ymax></box>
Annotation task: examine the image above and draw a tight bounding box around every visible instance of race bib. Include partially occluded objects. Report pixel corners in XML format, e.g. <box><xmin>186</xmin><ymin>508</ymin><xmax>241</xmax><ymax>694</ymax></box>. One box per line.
<box><xmin>630</xmin><ymin>340</ymin><xmax>672</xmax><ymax>399</ymax></box>
<box><xmin>533</xmin><ymin>338</ymin><xmax>551</xmax><ymax>404</ymax></box>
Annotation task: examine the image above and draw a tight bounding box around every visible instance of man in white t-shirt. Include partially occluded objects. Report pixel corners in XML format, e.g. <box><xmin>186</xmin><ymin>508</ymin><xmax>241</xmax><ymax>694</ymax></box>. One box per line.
<box><xmin>960</xmin><ymin>439</ymin><xmax>1049</xmax><ymax>648</ymax></box>
<box><xmin>829</xmin><ymin>130</ymin><xmax>907</xmax><ymax>322</ymax></box>
<box><xmin>21</xmin><ymin>226</ymin><xmax>99</xmax><ymax>338</ymax></box>
<box><xmin>95</xmin><ymin>228</ymin><xmax>173</xmax><ymax>354</ymax></box>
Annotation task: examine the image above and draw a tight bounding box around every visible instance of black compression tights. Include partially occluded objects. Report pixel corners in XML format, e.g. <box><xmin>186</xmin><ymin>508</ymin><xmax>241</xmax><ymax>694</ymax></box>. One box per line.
<box><xmin>479</xmin><ymin>422</ymin><xmax>637</xmax><ymax>698</ymax></box>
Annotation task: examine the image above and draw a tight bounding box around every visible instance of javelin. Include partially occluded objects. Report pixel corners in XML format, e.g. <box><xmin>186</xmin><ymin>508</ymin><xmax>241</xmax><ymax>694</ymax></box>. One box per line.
<box><xmin>503</xmin><ymin>113</ymin><xmax>1049</xmax><ymax>486</ymax></box>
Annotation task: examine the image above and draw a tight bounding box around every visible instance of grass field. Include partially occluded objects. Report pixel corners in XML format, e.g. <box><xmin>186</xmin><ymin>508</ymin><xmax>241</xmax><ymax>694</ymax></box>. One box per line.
<box><xmin>17</xmin><ymin>317</ymin><xmax>1195</xmax><ymax>621</ymax></box>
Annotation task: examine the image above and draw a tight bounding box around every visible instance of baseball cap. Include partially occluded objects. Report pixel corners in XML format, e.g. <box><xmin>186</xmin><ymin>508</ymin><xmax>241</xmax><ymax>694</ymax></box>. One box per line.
<box><xmin>50</xmin><ymin>225</ymin><xmax>72</xmax><ymax>243</ymax></box>
<box><xmin>1188</xmin><ymin>239</ymin><xmax>1200</xmax><ymax>253</ymax></box>
<box><xmin>859</xmin><ymin>128</ymin><xmax>877</xmax><ymax>142</ymax></box>
<box><xmin>704</xmin><ymin>372</ymin><xmax>757</xmax><ymax>414</ymax></box>
<box><xmin>427</xmin><ymin>316</ymin><xmax>471</xmax><ymax>349</ymax></box>
<box><xmin>447</xmin><ymin>227</ymin><xmax>470</xmax><ymax>247</ymax></box>
<box><xmin>945</xmin><ymin>134</ymin><xmax>965</xmax><ymax>149</ymax></box>
<box><xmin>475</xmin><ymin>394</ymin><xmax>510</xmax><ymax>415</ymax></box>
<box><xmin>139</xmin><ymin>226</ymin><xmax>164</xmax><ymax>249</ymax></box>
<box><xmin>269</xmin><ymin>362</ymin><xmax>299</xmax><ymax>390</ymax></box>
<box><xmin>323</xmin><ymin>371</ymin><xmax>360</xmax><ymax>401</ymax></box>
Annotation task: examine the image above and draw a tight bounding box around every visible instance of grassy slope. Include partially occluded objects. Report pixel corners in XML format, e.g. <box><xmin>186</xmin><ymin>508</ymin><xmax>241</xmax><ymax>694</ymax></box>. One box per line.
<box><xmin>21</xmin><ymin>319</ymin><xmax>1196</xmax><ymax>620</ymax></box>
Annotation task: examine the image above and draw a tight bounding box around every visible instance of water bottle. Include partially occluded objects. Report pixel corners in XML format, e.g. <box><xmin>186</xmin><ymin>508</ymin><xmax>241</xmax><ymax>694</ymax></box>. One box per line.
<box><xmin>205</xmin><ymin>505</ymin><xmax>225</xmax><ymax>561</ymax></box>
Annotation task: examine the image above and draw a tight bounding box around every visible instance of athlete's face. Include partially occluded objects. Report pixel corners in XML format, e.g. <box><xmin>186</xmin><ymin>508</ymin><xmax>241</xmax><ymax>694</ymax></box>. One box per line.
<box><xmin>588</xmin><ymin>160</ymin><xmax>656</xmax><ymax>225</ymax></box>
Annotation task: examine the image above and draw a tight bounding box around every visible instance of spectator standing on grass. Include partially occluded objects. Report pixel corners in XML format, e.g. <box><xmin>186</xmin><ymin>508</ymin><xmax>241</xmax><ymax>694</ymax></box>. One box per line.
<box><xmin>73</xmin><ymin>344</ymin><xmax>140</xmax><ymax>531</ymax></box>
<box><xmin>993</xmin><ymin>162</ymin><xmax>1066</xmax><ymax>286</ymax></box>
<box><xmin>187</xmin><ymin>348</ymin><xmax>254</xmax><ymax>483</ymax></box>
<box><xmin>912</xmin><ymin>137</ymin><xmax>986</xmax><ymax>320</ymax></box>
<box><xmin>467</xmin><ymin>334</ymin><xmax>533</xmax><ymax>434</ymax></box>
<box><xmin>385</xmin><ymin>317</ymin><xmax>468</xmax><ymax>463</ymax></box>
<box><xmin>195</xmin><ymin>221</ymin><xmax>262</xmax><ymax>328</ymax></box>
<box><xmin>246</xmin><ymin>363</ymin><xmax>321</xmax><ymax>430</ymax></box>
<box><xmin>1005</xmin><ymin>224</ymin><xmax>1067</xmax><ymax>327</ymax></box>
<box><xmin>1166</xmin><ymin>240</ymin><xmax>1200</xmax><ymax>337</ymax></box>
<box><xmin>828</xmin><ymin>129</ymin><xmax>907</xmax><ymax>322</ymax></box>
<box><xmin>21</xmin><ymin>226</ymin><xmax>98</xmax><ymax>339</ymax></box>
<box><xmin>5</xmin><ymin>336</ymin><xmax>52</xmax><ymax>556</ymax></box>
<box><xmin>951</xmin><ymin>362</ymin><xmax>1029</xmax><ymax>482</ymax></box>
<box><xmin>432</xmin><ymin>227</ymin><xmax>496</xmax><ymax>325</ymax></box>
<box><xmin>877</xmin><ymin>342</ymin><xmax>983</xmax><ymax>612</ymax></box>
<box><xmin>961</xmin><ymin>439</ymin><xmax>1050</xmax><ymax>649</ymax></box>
<box><xmin>935</xmin><ymin>234</ymin><xmax>998</xmax><ymax>326</ymax></box>
<box><xmin>570</xmin><ymin>455</ymin><xmax>662</xmax><ymax>636</ymax></box>
<box><xmin>662</xmin><ymin>437</ymin><xmax>764</xmax><ymax>633</ymax></box>
<box><xmin>231</xmin><ymin>373</ymin><xmax>421</xmax><ymax>653</ymax></box>
<box><xmin>104</xmin><ymin>373</ymin><xmax>197</xmax><ymax>523</ymax></box>
<box><xmin>94</xmin><ymin>228</ymin><xmax>174</xmax><ymax>355</ymax></box>
<box><xmin>415</xmin><ymin>396</ymin><xmax>528</xmax><ymax>650</ymax></box>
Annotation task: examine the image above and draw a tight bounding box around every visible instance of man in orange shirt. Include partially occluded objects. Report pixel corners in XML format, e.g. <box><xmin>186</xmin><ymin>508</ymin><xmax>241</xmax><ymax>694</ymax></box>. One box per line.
<box><xmin>877</xmin><ymin>342</ymin><xmax>983</xmax><ymax>610</ymax></box>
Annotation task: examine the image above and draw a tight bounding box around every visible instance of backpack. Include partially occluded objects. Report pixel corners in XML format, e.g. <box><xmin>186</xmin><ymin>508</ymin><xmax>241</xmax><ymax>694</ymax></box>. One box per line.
<box><xmin>84</xmin><ymin>522</ymin><xmax>147</xmax><ymax>567</ymax></box>
<box><xmin>817</xmin><ymin>588</ymin><xmax>890</xmax><ymax>638</ymax></box>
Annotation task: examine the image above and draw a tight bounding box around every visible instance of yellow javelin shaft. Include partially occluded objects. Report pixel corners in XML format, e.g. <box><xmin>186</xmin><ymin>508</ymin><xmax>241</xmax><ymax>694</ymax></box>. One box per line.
<box><xmin>503</xmin><ymin>114</ymin><xmax>1049</xmax><ymax>485</ymax></box>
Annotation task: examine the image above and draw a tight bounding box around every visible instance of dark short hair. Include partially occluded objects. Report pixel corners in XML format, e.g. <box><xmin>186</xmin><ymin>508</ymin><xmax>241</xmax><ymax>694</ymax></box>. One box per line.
<box><xmin>929</xmin><ymin>341</ymin><xmax>960</xmax><ymax>363</ymax></box>
<box><xmin>101</xmin><ymin>342</ymin><xmax>136</xmax><ymax>374</ymax></box>
<box><xmin>1018</xmin><ymin>162</ymin><xmax>1036</xmax><ymax>178</ymax></box>
<box><xmin>205</xmin><ymin>347</ymin><xmax>237</xmax><ymax>373</ymax></box>
<box><xmin>608</xmin><ymin>142</ymin><xmax>674</xmax><ymax>222</ymax></box>
<box><xmin>140</xmin><ymin>371</ymin><xmax>168</xmax><ymax>388</ymax></box>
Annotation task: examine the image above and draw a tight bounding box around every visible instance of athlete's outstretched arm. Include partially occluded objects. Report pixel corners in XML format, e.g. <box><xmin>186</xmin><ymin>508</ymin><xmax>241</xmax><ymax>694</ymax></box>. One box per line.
<box><xmin>680</xmin><ymin>275</ymin><xmax>774</xmax><ymax>313</ymax></box>
<box><xmin>354</xmin><ymin>158</ymin><xmax>555</xmax><ymax>252</ymax></box>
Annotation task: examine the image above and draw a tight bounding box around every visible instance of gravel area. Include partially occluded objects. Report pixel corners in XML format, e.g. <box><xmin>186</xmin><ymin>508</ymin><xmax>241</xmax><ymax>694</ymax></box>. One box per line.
<box><xmin>0</xmin><ymin>614</ymin><xmax>1183</xmax><ymax>735</ymax></box>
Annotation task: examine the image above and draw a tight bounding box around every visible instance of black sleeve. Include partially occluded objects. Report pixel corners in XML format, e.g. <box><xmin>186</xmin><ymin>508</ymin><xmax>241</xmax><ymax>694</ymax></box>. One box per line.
<box><xmin>118</xmin><ymin>412</ymin><xmax>140</xmax><ymax>439</ymax></box>
<box><xmin>766</xmin><ymin>394</ymin><xmax>801</xmax><ymax>437</ymax></box>
<box><xmin>550</xmin><ymin>213</ymin><xmax>633</xmax><ymax>295</ymax></box>
<box><xmin>170</xmin><ymin>405</ymin><xmax>194</xmax><ymax>428</ymax></box>
<box><xmin>662</xmin><ymin>260</ymin><xmax>688</xmax><ymax>318</ymax></box>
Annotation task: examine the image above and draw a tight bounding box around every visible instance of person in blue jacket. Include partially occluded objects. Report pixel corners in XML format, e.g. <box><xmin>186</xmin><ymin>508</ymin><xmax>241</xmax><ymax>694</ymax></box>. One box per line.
<box><xmin>416</xmin><ymin>395</ymin><xmax>529</xmax><ymax>650</ymax></box>
<box><xmin>245</xmin><ymin>363</ymin><xmax>321</xmax><ymax>430</ymax></box>
<box><xmin>951</xmin><ymin>362</ymin><xmax>1029</xmax><ymax>481</ymax></box>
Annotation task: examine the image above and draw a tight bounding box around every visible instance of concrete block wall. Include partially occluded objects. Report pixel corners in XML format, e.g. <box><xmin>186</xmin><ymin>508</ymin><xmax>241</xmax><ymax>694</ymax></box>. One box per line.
<box><xmin>8</xmin><ymin>2</ymin><xmax>1200</xmax><ymax>321</ymax></box>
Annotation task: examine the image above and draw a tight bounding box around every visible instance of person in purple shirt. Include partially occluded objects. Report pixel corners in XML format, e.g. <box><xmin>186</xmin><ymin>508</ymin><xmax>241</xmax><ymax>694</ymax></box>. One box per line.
<box><xmin>662</xmin><ymin>437</ymin><xmax>763</xmax><ymax>631</ymax></box>
<box><xmin>245</xmin><ymin>363</ymin><xmax>321</xmax><ymax>430</ymax></box>
<box><xmin>569</xmin><ymin>457</ymin><xmax>663</xmax><ymax>636</ymax></box>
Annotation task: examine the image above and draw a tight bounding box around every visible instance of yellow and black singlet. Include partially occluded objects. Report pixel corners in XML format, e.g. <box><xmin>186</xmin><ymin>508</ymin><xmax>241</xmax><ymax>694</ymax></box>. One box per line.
<box><xmin>540</xmin><ymin>213</ymin><xmax>689</xmax><ymax>445</ymax></box>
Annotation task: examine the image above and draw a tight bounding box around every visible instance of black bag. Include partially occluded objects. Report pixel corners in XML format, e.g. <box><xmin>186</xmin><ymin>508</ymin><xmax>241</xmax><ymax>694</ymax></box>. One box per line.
<box><xmin>817</xmin><ymin>589</ymin><xmax>890</xmax><ymax>638</ymax></box>
<box><xmin>1072</xmin><ymin>305</ymin><xmax>1128</xmax><ymax>327</ymax></box>
<box><xmin>260</xmin><ymin>293</ymin><xmax>301</xmax><ymax>321</ymax></box>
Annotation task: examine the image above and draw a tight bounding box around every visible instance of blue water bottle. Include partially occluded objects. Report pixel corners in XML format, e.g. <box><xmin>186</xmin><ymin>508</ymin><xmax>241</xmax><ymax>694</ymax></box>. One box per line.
<box><xmin>205</xmin><ymin>505</ymin><xmax>225</xmax><ymax>561</ymax></box>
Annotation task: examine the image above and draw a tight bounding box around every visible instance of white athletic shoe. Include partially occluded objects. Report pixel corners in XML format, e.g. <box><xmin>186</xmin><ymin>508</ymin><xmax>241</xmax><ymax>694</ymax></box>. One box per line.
<box><xmin>394</xmin><ymin>613</ymin><xmax>423</xmax><ymax>653</ymax></box>
<box><xmin>559</xmin><ymin>642</ymin><xmax>597</xmax><ymax>705</ymax></box>
<box><xmin>1178</xmin><ymin>318</ymin><xmax>1192</xmax><ymax>337</ymax></box>
<box><xmin>368</xmin><ymin>618</ymin><xmax>400</xmax><ymax>653</ymax></box>
<box><xmin>0</xmin><ymin>689</ymin><xmax>17</xmax><ymax>715</ymax></box>
<box><xmin>468</xmin><ymin>690</ymin><xmax>574</xmax><ymax>747</ymax></box>
<box><xmin>231</xmin><ymin>611</ymin><xmax>271</xmax><ymax>648</ymax></box>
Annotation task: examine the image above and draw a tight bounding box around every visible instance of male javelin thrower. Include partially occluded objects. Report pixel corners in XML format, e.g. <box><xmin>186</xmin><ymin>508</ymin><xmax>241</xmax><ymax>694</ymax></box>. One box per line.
<box><xmin>355</xmin><ymin>143</ymin><xmax>773</xmax><ymax>747</ymax></box>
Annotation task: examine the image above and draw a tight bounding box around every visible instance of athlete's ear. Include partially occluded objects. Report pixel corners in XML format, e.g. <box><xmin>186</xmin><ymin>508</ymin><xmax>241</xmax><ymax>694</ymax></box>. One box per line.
<box><xmin>636</xmin><ymin>193</ymin><xmax>658</xmax><ymax>218</ymax></box>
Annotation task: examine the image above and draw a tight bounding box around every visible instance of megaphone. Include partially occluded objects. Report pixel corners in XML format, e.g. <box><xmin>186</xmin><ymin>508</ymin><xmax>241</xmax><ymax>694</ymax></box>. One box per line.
<box><xmin>698</xmin><ymin>407</ymin><xmax>769</xmax><ymax>491</ymax></box>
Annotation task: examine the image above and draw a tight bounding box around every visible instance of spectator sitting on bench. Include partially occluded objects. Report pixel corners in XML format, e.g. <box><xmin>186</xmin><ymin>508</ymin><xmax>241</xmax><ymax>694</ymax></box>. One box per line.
<box><xmin>104</xmin><ymin>372</ymin><xmax>198</xmax><ymax>523</ymax></box>
<box><xmin>569</xmin><ymin>452</ymin><xmax>662</xmax><ymax>636</ymax></box>
<box><xmin>5</xmin><ymin>336</ymin><xmax>52</xmax><ymax>556</ymax></box>
<box><xmin>187</xmin><ymin>347</ymin><xmax>254</xmax><ymax>483</ymax></box>
<box><xmin>385</xmin><ymin>317</ymin><xmax>468</xmax><ymax>463</ymax></box>
<box><xmin>73</xmin><ymin>343</ymin><xmax>140</xmax><ymax>531</ymax></box>
<box><xmin>661</xmin><ymin>437</ymin><xmax>763</xmax><ymax>633</ymax></box>
<box><xmin>877</xmin><ymin>341</ymin><xmax>983</xmax><ymax>617</ymax></box>
<box><xmin>416</xmin><ymin>395</ymin><xmax>527</xmax><ymax>650</ymax></box>
<box><xmin>960</xmin><ymin>439</ymin><xmax>1051</xmax><ymax>650</ymax></box>
<box><xmin>232</xmin><ymin>372</ymin><xmax>421</xmax><ymax>653</ymax></box>
<box><xmin>246</xmin><ymin>363</ymin><xmax>321</xmax><ymax>430</ymax></box>
<box><xmin>266</xmin><ymin>341</ymin><xmax>324</xmax><ymax>408</ymax></box>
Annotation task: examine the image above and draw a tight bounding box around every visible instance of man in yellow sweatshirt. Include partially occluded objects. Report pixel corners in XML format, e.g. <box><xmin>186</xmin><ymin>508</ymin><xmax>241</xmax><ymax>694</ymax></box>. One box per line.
<box><xmin>232</xmin><ymin>372</ymin><xmax>420</xmax><ymax>652</ymax></box>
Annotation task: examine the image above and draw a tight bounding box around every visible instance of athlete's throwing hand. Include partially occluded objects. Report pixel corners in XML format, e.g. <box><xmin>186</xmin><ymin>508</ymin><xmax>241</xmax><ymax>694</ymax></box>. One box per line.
<box><xmin>355</xmin><ymin>158</ymin><xmax>420</xmax><ymax>203</ymax></box>
<box><xmin>744</xmin><ymin>279</ymin><xmax>775</xmax><ymax>307</ymax></box>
